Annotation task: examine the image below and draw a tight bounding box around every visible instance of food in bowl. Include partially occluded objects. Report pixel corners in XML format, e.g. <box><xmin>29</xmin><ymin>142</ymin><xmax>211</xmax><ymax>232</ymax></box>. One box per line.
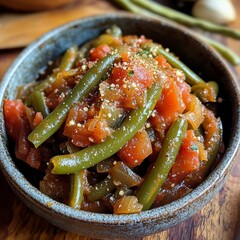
<box><xmin>3</xmin><ymin>25</ymin><xmax>223</xmax><ymax>214</ymax></box>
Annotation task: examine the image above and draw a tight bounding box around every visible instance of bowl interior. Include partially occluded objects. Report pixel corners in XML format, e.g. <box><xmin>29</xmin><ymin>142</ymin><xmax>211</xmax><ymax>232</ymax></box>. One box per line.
<box><xmin>0</xmin><ymin>13</ymin><xmax>239</xmax><ymax>238</ymax></box>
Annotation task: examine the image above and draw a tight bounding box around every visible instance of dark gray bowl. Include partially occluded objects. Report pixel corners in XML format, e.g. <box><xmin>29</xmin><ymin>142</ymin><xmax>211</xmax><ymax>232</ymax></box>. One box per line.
<box><xmin>0</xmin><ymin>13</ymin><xmax>239</xmax><ymax>239</ymax></box>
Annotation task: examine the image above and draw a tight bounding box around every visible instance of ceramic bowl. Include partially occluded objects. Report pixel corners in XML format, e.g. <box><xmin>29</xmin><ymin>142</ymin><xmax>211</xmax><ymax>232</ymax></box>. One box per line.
<box><xmin>0</xmin><ymin>13</ymin><xmax>239</xmax><ymax>239</ymax></box>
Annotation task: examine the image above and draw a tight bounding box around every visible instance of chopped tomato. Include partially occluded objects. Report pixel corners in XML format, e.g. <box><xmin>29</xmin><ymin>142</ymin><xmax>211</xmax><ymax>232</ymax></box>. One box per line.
<box><xmin>170</xmin><ymin>130</ymin><xmax>200</xmax><ymax>184</ymax></box>
<box><xmin>120</xmin><ymin>52</ymin><xmax>130</xmax><ymax>62</ymax></box>
<box><xmin>155</xmin><ymin>55</ymin><xmax>170</xmax><ymax>68</ymax></box>
<box><xmin>85</xmin><ymin>117</ymin><xmax>112</xmax><ymax>143</ymax></box>
<box><xmin>33</xmin><ymin>112</ymin><xmax>43</xmax><ymax>128</ymax></box>
<box><xmin>122</xmin><ymin>35</ymin><xmax>149</xmax><ymax>46</ymax></box>
<box><xmin>155</xmin><ymin>80</ymin><xmax>185</xmax><ymax>123</ymax></box>
<box><xmin>64</xmin><ymin>103</ymin><xmax>109</xmax><ymax>147</ymax></box>
<box><xmin>108</xmin><ymin>58</ymin><xmax>154</xmax><ymax>109</ymax></box>
<box><xmin>4</xmin><ymin>99</ymin><xmax>26</xmax><ymax>140</ymax></box>
<box><xmin>202</xmin><ymin>107</ymin><xmax>221</xmax><ymax>152</ymax></box>
<box><xmin>117</xmin><ymin>129</ymin><xmax>152</xmax><ymax>168</ymax></box>
<box><xmin>175</xmin><ymin>80</ymin><xmax>191</xmax><ymax>107</ymax></box>
<box><xmin>4</xmin><ymin>100</ymin><xmax>32</xmax><ymax>161</ymax></box>
<box><xmin>90</xmin><ymin>44</ymin><xmax>111</xmax><ymax>61</ymax></box>
<box><xmin>150</xmin><ymin>80</ymin><xmax>185</xmax><ymax>139</ymax></box>
<box><xmin>110</xmin><ymin>61</ymin><xmax>153</xmax><ymax>90</ymax></box>
<box><xmin>4</xmin><ymin>99</ymin><xmax>50</xmax><ymax>169</ymax></box>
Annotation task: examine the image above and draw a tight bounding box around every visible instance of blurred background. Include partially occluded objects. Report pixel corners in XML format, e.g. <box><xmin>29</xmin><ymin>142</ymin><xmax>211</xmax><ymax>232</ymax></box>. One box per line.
<box><xmin>0</xmin><ymin>1</ymin><xmax>239</xmax><ymax>240</ymax></box>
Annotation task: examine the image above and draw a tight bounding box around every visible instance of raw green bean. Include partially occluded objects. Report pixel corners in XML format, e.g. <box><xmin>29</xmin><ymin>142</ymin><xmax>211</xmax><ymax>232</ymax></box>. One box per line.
<box><xmin>196</xmin><ymin>34</ymin><xmax>240</xmax><ymax>65</ymax></box>
<box><xmin>26</xmin><ymin>45</ymin><xmax>78</xmax><ymax>105</ymax></box>
<box><xmin>136</xmin><ymin>118</ymin><xmax>188</xmax><ymax>210</ymax></box>
<box><xmin>113</xmin><ymin>0</ymin><xmax>158</xmax><ymax>19</ymax></box>
<box><xmin>132</xmin><ymin>0</ymin><xmax>240</xmax><ymax>40</ymax></box>
<box><xmin>31</xmin><ymin>91</ymin><xmax>49</xmax><ymax>118</ymax></box>
<box><xmin>87</xmin><ymin>178</ymin><xmax>116</xmax><ymax>202</ymax></box>
<box><xmin>69</xmin><ymin>171</ymin><xmax>84</xmax><ymax>209</ymax></box>
<box><xmin>141</xmin><ymin>42</ymin><xmax>205</xmax><ymax>85</ymax></box>
<box><xmin>49</xmin><ymin>83</ymin><xmax>162</xmax><ymax>174</ymax></box>
<box><xmin>28</xmin><ymin>54</ymin><xmax>117</xmax><ymax>148</ymax></box>
<box><xmin>113</xmin><ymin>0</ymin><xmax>240</xmax><ymax>65</ymax></box>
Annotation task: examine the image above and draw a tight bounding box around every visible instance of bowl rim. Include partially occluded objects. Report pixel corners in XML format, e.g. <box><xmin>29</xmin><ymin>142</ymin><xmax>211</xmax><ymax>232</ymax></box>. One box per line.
<box><xmin>0</xmin><ymin>12</ymin><xmax>240</xmax><ymax>226</ymax></box>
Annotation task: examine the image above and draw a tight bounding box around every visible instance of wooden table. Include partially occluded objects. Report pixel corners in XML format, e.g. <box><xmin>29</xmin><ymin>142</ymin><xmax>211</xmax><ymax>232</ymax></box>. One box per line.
<box><xmin>0</xmin><ymin>1</ymin><xmax>239</xmax><ymax>239</ymax></box>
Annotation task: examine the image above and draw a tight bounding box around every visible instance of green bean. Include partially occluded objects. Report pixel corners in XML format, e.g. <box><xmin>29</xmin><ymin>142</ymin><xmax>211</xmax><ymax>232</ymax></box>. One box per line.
<box><xmin>26</xmin><ymin>45</ymin><xmax>78</xmax><ymax>105</ymax></box>
<box><xmin>136</xmin><ymin>118</ymin><xmax>188</xmax><ymax>211</ymax></box>
<box><xmin>196</xmin><ymin>34</ymin><xmax>240</xmax><ymax>65</ymax></box>
<box><xmin>78</xmin><ymin>25</ymin><xmax>122</xmax><ymax>59</ymax></box>
<box><xmin>132</xmin><ymin>0</ymin><xmax>240</xmax><ymax>40</ymax></box>
<box><xmin>78</xmin><ymin>41</ymin><xmax>92</xmax><ymax>59</ymax></box>
<box><xmin>87</xmin><ymin>177</ymin><xmax>116</xmax><ymax>202</ymax></box>
<box><xmin>49</xmin><ymin>83</ymin><xmax>162</xmax><ymax>174</ymax></box>
<box><xmin>112</xmin><ymin>0</ymin><xmax>158</xmax><ymax>19</ymax></box>
<box><xmin>114</xmin><ymin>0</ymin><xmax>240</xmax><ymax>66</ymax></box>
<box><xmin>69</xmin><ymin>171</ymin><xmax>84</xmax><ymax>209</ymax></box>
<box><xmin>141</xmin><ymin>42</ymin><xmax>205</xmax><ymax>85</ymax></box>
<box><xmin>106</xmin><ymin>25</ymin><xmax>122</xmax><ymax>38</ymax></box>
<box><xmin>28</xmin><ymin>54</ymin><xmax>117</xmax><ymax>148</ymax></box>
<box><xmin>31</xmin><ymin>91</ymin><xmax>49</xmax><ymax>118</ymax></box>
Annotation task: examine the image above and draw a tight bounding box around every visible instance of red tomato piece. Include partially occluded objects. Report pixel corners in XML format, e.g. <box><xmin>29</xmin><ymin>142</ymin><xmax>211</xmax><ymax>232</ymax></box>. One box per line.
<box><xmin>176</xmin><ymin>80</ymin><xmax>191</xmax><ymax>107</ymax></box>
<box><xmin>155</xmin><ymin>80</ymin><xmax>185</xmax><ymax>126</ymax></box>
<box><xmin>170</xmin><ymin>130</ymin><xmax>200</xmax><ymax>183</ymax></box>
<box><xmin>117</xmin><ymin>129</ymin><xmax>152</xmax><ymax>168</ymax></box>
<box><xmin>4</xmin><ymin>99</ymin><xmax>50</xmax><ymax>169</ymax></box>
<box><xmin>155</xmin><ymin>55</ymin><xmax>170</xmax><ymax>68</ymax></box>
<box><xmin>85</xmin><ymin>118</ymin><xmax>111</xmax><ymax>143</ymax></box>
<box><xmin>33</xmin><ymin>112</ymin><xmax>43</xmax><ymax>128</ymax></box>
<box><xmin>109</xmin><ymin>59</ymin><xmax>154</xmax><ymax>109</ymax></box>
<box><xmin>90</xmin><ymin>44</ymin><xmax>111</xmax><ymax>61</ymax></box>
<box><xmin>4</xmin><ymin>99</ymin><xmax>26</xmax><ymax>140</ymax></box>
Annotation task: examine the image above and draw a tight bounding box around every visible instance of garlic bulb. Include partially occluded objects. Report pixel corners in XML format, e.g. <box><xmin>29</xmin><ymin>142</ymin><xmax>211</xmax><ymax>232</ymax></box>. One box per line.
<box><xmin>192</xmin><ymin>0</ymin><xmax>236</xmax><ymax>24</ymax></box>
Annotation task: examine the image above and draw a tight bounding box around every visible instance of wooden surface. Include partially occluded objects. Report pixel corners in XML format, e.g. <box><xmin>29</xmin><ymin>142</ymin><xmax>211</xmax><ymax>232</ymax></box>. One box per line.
<box><xmin>0</xmin><ymin>0</ymin><xmax>240</xmax><ymax>239</ymax></box>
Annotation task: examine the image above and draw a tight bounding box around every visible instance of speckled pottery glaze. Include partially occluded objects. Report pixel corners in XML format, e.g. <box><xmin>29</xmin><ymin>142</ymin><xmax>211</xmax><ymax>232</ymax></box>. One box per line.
<box><xmin>0</xmin><ymin>13</ymin><xmax>239</xmax><ymax>239</ymax></box>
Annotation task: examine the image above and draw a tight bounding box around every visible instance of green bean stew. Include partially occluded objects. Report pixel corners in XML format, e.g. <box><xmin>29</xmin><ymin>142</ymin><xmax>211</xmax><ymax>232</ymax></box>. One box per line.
<box><xmin>3</xmin><ymin>26</ymin><xmax>223</xmax><ymax>214</ymax></box>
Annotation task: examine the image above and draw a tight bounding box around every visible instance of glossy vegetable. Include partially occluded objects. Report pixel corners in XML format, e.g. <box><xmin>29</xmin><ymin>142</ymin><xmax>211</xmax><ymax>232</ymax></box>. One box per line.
<box><xmin>69</xmin><ymin>171</ymin><xmax>84</xmax><ymax>209</ymax></box>
<box><xmin>28</xmin><ymin>54</ymin><xmax>117</xmax><ymax>148</ymax></box>
<box><xmin>114</xmin><ymin>0</ymin><xmax>240</xmax><ymax>65</ymax></box>
<box><xmin>113</xmin><ymin>196</ymin><xmax>143</xmax><ymax>214</ymax></box>
<box><xmin>49</xmin><ymin>83</ymin><xmax>162</xmax><ymax>174</ymax></box>
<box><xmin>3</xmin><ymin>27</ymin><xmax>224</xmax><ymax>214</ymax></box>
<box><xmin>132</xmin><ymin>0</ymin><xmax>240</xmax><ymax>39</ymax></box>
<box><xmin>202</xmin><ymin>107</ymin><xmax>222</xmax><ymax>171</ymax></box>
<box><xmin>109</xmin><ymin>161</ymin><xmax>142</xmax><ymax>187</ymax></box>
<box><xmin>141</xmin><ymin>42</ymin><xmax>205</xmax><ymax>86</ymax></box>
<box><xmin>26</xmin><ymin>45</ymin><xmax>78</xmax><ymax>105</ymax></box>
<box><xmin>170</xmin><ymin>130</ymin><xmax>201</xmax><ymax>183</ymax></box>
<box><xmin>136</xmin><ymin>118</ymin><xmax>188</xmax><ymax>210</ymax></box>
<box><xmin>117</xmin><ymin>129</ymin><xmax>152</xmax><ymax>168</ymax></box>
<box><xmin>196</xmin><ymin>35</ymin><xmax>240</xmax><ymax>66</ymax></box>
<box><xmin>31</xmin><ymin>91</ymin><xmax>49</xmax><ymax>118</ymax></box>
<box><xmin>87</xmin><ymin>177</ymin><xmax>116</xmax><ymax>202</ymax></box>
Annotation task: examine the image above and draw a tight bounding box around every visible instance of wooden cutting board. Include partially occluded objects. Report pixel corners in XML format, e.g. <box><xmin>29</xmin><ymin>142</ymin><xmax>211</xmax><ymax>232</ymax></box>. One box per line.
<box><xmin>0</xmin><ymin>0</ymin><xmax>117</xmax><ymax>49</ymax></box>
